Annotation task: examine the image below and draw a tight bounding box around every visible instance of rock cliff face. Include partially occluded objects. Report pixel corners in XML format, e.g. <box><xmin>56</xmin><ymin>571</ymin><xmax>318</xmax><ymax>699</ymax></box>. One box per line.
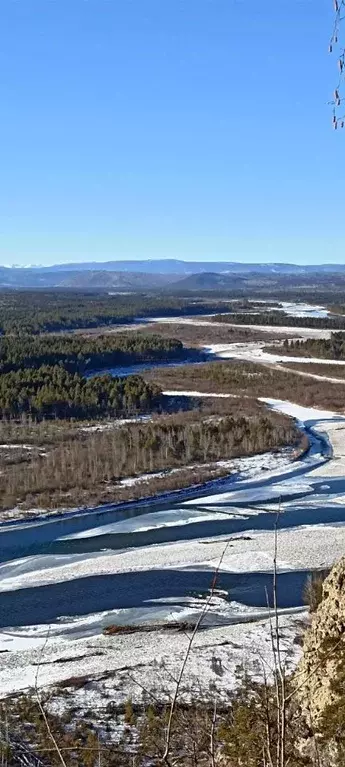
<box><xmin>297</xmin><ymin>559</ymin><xmax>345</xmax><ymax>725</ymax></box>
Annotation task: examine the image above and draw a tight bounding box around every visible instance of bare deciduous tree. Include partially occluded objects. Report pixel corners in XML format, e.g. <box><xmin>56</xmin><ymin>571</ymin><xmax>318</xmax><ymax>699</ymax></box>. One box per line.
<box><xmin>330</xmin><ymin>0</ymin><xmax>345</xmax><ymax>128</ymax></box>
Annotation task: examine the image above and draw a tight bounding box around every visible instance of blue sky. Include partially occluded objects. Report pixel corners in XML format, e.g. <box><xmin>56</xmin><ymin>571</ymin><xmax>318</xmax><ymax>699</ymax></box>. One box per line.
<box><xmin>0</xmin><ymin>0</ymin><xmax>343</xmax><ymax>266</ymax></box>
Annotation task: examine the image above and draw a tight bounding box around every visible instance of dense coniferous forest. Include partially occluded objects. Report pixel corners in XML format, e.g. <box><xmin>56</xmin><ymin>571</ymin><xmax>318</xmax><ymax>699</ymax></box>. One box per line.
<box><xmin>270</xmin><ymin>332</ymin><xmax>345</xmax><ymax>359</ymax></box>
<box><xmin>213</xmin><ymin>310</ymin><xmax>345</xmax><ymax>330</ymax></box>
<box><xmin>0</xmin><ymin>291</ymin><xmax>230</xmax><ymax>333</ymax></box>
<box><xmin>0</xmin><ymin>333</ymin><xmax>187</xmax><ymax>374</ymax></box>
<box><xmin>0</xmin><ymin>367</ymin><xmax>161</xmax><ymax>419</ymax></box>
<box><xmin>0</xmin><ymin>289</ymin><xmax>343</xmax><ymax>335</ymax></box>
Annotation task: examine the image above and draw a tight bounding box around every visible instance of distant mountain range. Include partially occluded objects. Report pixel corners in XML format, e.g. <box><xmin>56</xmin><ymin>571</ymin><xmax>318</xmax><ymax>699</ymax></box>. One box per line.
<box><xmin>0</xmin><ymin>259</ymin><xmax>345</xmax><ymax>289</ymax></box>
<box><xmin>0</xmin><ymin>267</ymin><xmax>175</xmax><ymax>290</ymax></box>
<box><xmin>6</xmin><ymin>259</ymin><xmax>345</xmax><ymax>274</ymax></box>
<box><xmin>169</xmin><ymin>272</ymin><xmax>246</xmax><ymax>291</ymax></box>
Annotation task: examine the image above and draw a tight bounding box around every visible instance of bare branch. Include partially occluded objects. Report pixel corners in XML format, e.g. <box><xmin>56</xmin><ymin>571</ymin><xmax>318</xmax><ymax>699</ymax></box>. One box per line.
<box><xmin>34</xmin><ymin>628</ymin><xmax>68</xmax><ymax>767</ymax></box>
<box><xmin>209</xmin><ymin>697</ymin><xmax>217</xmax><ymax>767</ymax></box>
<box><xmin>161</xmin><ymin>541</ymin><xmax>230</xmax><ymax>765</ymax></box>
<box><xmin>330</xmin><ymin>0</ymin><xmax>345</xmax><ymax>127</ymax></box>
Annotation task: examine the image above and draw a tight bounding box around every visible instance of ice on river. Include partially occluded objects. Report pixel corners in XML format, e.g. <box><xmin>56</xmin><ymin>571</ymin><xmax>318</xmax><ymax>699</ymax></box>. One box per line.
<box><xmin>206</xmin><ymin>341</ymin><xmax>345</xmax><ymax>366</ymax></box>
<box><xmin>59</xmin><ymin>507</ymin><xmax>228</xmax><ymax>540</ymax></box>
<box><xmin>0</xmin><ymin>400</ymin><xmax>345</xmax><ymax>701</ymax></box>
<box><xmin>188</xmin><ymin>480</ymin><xmax>314</xmax><ymax>507</ymax></box>
<box><xmin>261</xmin><ymin>398</ymin><xmax>345</xmax><ymax>425</ymax></box>
<box><xmin>279</xmin><ymin>302</ymin><xmax>330</xmax><ymax>319</ymax></box>
<box><xmin>56</xmin><ymin>450</ymin><xmax>298</xmax><ymax>539</ymax></box>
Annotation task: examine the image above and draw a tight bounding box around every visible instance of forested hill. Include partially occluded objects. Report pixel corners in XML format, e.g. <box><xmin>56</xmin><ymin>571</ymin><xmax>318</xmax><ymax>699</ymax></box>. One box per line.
<box><xmin>0</xmin><ymin>333</ymin><xmax>188</xmax><ymax>374</ymax></box>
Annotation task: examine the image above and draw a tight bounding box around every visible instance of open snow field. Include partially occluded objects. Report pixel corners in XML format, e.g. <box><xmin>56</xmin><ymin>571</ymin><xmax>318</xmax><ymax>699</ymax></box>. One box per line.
<box><xmin>0</xmin><ymin>608</ymin><xmax>305</xmax><ymax>703</ymax></box>
<box><xmin>204</xmin><ymin>341</ymin><xmax>345</xmax><ymax>367</ymax></box>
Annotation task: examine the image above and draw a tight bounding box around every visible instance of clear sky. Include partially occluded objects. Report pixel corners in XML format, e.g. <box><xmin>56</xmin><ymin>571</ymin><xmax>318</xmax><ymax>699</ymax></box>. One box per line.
<box><xmin>1</xmin><ymin>0</ymin><xmax>344</xmax><ymax>266</ymax></box>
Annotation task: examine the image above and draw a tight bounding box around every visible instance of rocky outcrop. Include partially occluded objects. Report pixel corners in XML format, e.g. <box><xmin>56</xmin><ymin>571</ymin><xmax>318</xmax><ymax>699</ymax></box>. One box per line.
<box><xmin>296</xmin><ymin>559</ymin><xmax>345</xmax><ymax>726</ymax></box>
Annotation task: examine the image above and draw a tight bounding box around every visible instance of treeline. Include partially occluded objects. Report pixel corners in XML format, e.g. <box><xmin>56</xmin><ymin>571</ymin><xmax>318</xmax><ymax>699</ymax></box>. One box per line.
<box><xmin>0</xmin><ymin>333</ymin><xmax>186</xmax><ymax>374</ymax></box>
<box><xmin>275</xmin><ymin>332</ymin><xmax>345</xmax><ymax>360</ymax></box>
<box><xmin>0</xmin><ymin>367</ymin><xmax>161</xmax><ymax>419</ymax></box>
<box><xmin>0</xmin><ymin>408</ymin><xmax>299</xmax><ymax>509</ymax></box>
<box><xmin>213</xmin><ymin>310</ymin><xmax>345</xmax><ymax>330</ymax></box>
<box><xmin>0</xmin><ymin>292</ymin><xmax>230</xmax><ymax>334</ymax></box>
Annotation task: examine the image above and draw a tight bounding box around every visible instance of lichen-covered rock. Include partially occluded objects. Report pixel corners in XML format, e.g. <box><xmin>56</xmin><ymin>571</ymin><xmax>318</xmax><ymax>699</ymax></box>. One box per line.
<box><xmin>296</xmin><ymin>558</ymin><xmax>345</xmax><ymax>726</ymax></box>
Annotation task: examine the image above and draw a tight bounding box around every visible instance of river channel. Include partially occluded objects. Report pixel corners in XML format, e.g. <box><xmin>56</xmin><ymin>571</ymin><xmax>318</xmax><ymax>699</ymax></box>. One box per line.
<box><xmin>0</xmin><ymin>400</ymin><xmax>343</xmax><ymax>634</ymax></box>
<box><xmin>1</xmin><ymin>306</ymin><xmax>345</xmax><ymax>639</ymax></box>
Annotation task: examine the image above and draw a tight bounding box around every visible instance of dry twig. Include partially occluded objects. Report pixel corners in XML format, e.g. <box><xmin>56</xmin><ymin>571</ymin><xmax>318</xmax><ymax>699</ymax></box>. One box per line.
<box><xmin>34</xmin><ymin>628</ymin><xmax>68</xmax><ymax>767</ymax></box>
<box><xmin>330</xmin><ymin>0</ymin><xmax>345</xmax><ymax>127</ymax></box>
<box><xmin>161</xmin><ymin>542</ymin><xmax>230</xmax><ymax>765</ymax></box>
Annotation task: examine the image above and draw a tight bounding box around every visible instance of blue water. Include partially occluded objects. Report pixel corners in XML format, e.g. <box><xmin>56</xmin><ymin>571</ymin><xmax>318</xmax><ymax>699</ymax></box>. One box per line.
<box><xmin>0</xmin><ymin>417</ymin><xmax>341</xmax><ymax>629</ymax></box>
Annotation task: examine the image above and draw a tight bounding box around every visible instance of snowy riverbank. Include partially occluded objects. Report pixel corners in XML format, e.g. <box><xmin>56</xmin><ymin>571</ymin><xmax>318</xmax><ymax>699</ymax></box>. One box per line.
<box><xmin>0</xmin><ymin>400</ymin><xmax>345</xmax><ymax>704</ymax></box>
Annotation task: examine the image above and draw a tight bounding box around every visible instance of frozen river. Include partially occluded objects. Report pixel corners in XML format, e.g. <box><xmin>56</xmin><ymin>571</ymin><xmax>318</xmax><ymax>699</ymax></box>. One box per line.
<box><xmin>0</xmin><ymin>401</ymin><xmax>342</xmax><ymax>636</ymax></box>
<box><xmin>1</xmin><ymin>302</ymin><xmax>345</xmax><ymax>698</ymax></box>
